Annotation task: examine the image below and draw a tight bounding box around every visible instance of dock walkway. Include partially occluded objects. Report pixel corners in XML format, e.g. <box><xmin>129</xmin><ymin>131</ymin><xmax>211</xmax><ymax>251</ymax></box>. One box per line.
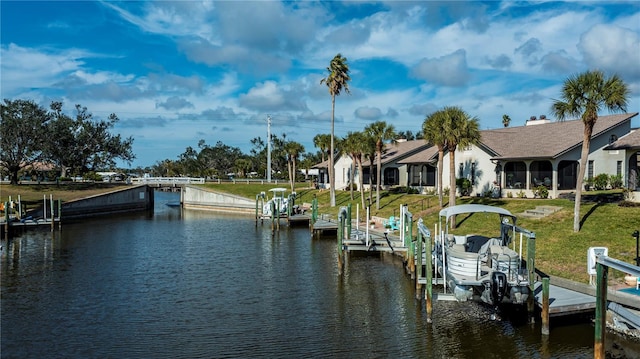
<box><xmin>533</xmin><ymin>276</ymin><xmax>640</xmax><ymax>317</ymax></box>
<box><xmin>533</xmin><ymin>281</ymin><xmax>595</xmax><ymax>317</ymax></box>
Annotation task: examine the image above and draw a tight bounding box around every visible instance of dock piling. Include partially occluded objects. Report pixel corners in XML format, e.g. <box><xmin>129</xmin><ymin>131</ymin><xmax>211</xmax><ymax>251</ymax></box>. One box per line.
<box><xmin>541</xmin><ymin>277</ymin><xmax>550</xmax><ymax>335</ymax></box>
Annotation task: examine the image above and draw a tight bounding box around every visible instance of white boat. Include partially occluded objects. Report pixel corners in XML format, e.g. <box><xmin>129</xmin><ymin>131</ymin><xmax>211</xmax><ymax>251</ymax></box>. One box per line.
<box><xmin>434</xmin><ymin>204</ymin><xmax>533</xmax><ymax>306</ymax></box>
<box><xmin>262</xmin><ymin>188</ymin><xmax>290</xmax><ymax>217</ymax></box>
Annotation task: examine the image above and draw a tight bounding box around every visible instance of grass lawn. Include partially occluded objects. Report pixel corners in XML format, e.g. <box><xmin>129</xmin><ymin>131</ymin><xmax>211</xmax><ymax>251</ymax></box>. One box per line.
<box><xmin>2</xmin><ymin>181</ymin><xmax>639</xmax><ymax>285</ymax></box>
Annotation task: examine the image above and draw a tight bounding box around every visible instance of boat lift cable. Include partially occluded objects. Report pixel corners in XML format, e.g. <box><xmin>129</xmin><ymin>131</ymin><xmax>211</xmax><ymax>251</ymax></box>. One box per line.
<box><xmin>384</xmin><ymin>232</ymin><xmax>393</xmax><ymax>253</ymax></box>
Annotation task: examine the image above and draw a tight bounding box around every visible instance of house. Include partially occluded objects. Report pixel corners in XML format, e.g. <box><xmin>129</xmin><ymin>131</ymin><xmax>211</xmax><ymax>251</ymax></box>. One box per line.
<box><xmin>313</xmin><ymin>112</ymin><xmax>639</xmax><ymax>200</ymax></box>
<box><xmin>440</xmin><ymin>112</ymin><xmax>638</xmax><ymax>198</ymax></box>
<box><xmin>604</xmin><ymin>127</ymin><xmax>640</xmax><ymax>201</ymax></box>
<box><xmin>360</xmin><ymin>139</ymin><xmax>433</xmax><ymax>190</ymax></box>
<box><xmin>312</xmin><ymin>139</ymin><xmax>433</xmax><ymax>191</ymax></box>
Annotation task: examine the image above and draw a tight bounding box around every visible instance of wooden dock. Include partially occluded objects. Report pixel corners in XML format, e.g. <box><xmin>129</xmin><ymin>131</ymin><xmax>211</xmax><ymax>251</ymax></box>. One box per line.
<box><xmin>288</xmin><ymin>214</ymin><xmax>311</xmax><ymax>226</ymax></box>
<box><xmin>533</xmin><ymin>281</ymin><xmax>595</xmax><ymax>317</ymax></box>
<box><xmin>533</xmin><ymin>275</ymin><xmax>640</xmax><ymax>317</ymax></box>
<box><xmin>311</xmin><ymin>218</ymin><xmax>338</xmax><ymax>235</ymax></box>
<box><xmin>342</xmin><ymin>228</ymin><xmax>408</xmax><ymax>253</ymax></box>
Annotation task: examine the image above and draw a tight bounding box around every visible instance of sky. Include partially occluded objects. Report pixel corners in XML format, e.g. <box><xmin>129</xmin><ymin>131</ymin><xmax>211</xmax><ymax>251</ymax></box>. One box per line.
<box><xmin>2</xmin><ymin>1</ymin><xmax>639</xmax><ymax>168</ymax></box>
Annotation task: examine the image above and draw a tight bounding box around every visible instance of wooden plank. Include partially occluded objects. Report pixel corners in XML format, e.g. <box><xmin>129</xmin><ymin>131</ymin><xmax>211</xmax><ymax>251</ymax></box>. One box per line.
<box><xmin>534</xmin><ymin>282</ymin><xmax>595</xmax><ymax>317</ymax></box>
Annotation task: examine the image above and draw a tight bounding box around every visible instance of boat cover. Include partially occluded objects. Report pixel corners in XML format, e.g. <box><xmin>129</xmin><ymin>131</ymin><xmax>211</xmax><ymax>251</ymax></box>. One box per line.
<box><xmin>439</xmin><ymin>204</ymin><xmax>513</xmax><ymax>221</ymax></box>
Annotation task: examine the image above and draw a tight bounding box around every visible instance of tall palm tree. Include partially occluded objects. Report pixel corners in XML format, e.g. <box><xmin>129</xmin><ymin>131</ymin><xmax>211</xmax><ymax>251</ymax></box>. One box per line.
<box><xmin>551</xmin><ymin>70</ymin><xmax>629</xmax><ymax>232</ymax></box>
<box><xmin>441</xmin><ymin>106</ymin><xmax>480</xmax><ymax>212</ymax></box>
<box><xmin>284</xmin><ymin>141</ymin><xmax>305</xmax><ymax>192</ymax></box>
<box><xmin>422</xmin><ymin>110</ymin><xmax>447</xmax><ymax>208</ymax></box>
<box><xmin>320</xmin><ymin>53</ymin><xmax>351</xmax><ymax>207</ymax></box>
<box><xmin>365</xmin><ymin>121</ymin><xmax>396</xmax><ymax>210</ymax></box>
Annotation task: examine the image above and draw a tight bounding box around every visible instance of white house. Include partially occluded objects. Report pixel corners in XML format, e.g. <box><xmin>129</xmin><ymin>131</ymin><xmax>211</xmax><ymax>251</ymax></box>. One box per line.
<box><xmin>441</xmin><ymin>112</ymin><xmax>638</xmax><ymax>198</ymax></box>
<box><xmin>313</xmin><ymin>112</ymin><xmax>639</xmax><ymax>200</ymax></box>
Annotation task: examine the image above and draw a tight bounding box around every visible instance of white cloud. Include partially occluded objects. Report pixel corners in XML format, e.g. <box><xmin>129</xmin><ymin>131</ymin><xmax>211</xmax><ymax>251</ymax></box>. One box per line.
<box><xmin>578</xmin><ymin>24</ymin><xmax>640</xmax><ymax>80</ymax></box>
<box><xmin>0</xmin><ymin>43</ymin><xmax>85</xmax><ymax>97</ymax></box>
<box><xmin>354</xmin><ymin>106</ymin><xmax>382</xmax><ymax>120</ymax></box>
<box><xmin>411</xmin><ymin>49</ymin><xmax>471</xmax><ymax>87</ymax></box>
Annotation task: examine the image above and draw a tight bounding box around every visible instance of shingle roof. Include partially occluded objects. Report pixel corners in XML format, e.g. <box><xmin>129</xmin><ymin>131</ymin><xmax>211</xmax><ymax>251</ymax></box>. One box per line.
<box><xmin>361</xmin><ymin>139</ymin><xmax>431</xmax><ymax>166</ymax></box>
<box><xmin>604</xmin><ymin>128</ymin><xmax>640</xmax><ymax>150</ymax></box>
<box><xmin>397</xmin><ymin>145</ymin><xmax>439</xmax><ymax>164</ymax></box>
<box><xmin>480</xmin><ymin>113</ymin><xmax>638</xmax><ymax>160</ymax></box>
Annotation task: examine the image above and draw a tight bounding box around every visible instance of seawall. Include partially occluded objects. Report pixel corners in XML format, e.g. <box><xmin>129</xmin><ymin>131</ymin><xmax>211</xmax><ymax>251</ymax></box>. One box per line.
<box><xmin>182</xmin><ymin>185</ymin><xmax>255</xmax><ymax>214</ymax></box>
<box><xmin>59</xmin><ymin>185</ymin><xmax>154</xmax><ymax>220</ymax></box>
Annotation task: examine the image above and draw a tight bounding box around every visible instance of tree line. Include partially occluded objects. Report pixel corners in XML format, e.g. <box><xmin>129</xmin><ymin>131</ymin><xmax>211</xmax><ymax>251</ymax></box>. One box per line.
<box><xmin>0</xmin><ymin>99</ymin><xmax>134</xmax><ymax>184</ymax></box>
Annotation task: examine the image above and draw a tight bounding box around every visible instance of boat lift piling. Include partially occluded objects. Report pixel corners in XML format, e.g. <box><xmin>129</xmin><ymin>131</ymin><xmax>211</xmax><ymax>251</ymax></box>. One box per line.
<box><xmin>337</xmin><ymin>205</ymin><xmax>349</xmax><ymax>273</ymax></box>
<box><xmin>416</xmin><ymin>218</ymin><xmax>433</xmax><ymax>323</ymax></box>
<box><xmin>594</xmin><ymin>256</ymin><xmax>640</xmax><ymax>359</ymax></box>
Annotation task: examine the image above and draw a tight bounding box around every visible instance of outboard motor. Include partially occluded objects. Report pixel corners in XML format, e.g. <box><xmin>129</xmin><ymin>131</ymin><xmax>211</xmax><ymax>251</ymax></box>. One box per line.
<box><xmin>491</xmin><ymin>272</ymin><xmax>508</xmax><ymax>304</ymax></box>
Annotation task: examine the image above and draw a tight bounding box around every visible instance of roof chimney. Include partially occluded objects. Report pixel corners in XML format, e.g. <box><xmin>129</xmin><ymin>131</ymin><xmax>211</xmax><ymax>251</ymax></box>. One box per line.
<box><xmin>526</xmin><ymin>114</ymin><xmax>551</xmax><ymax>126</ymax></box>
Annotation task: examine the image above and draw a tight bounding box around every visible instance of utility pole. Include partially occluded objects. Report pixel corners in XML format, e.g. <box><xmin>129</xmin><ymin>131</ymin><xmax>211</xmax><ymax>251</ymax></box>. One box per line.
<box><xmin>267</xmin><ymin>115</ymin><xmax>272</xmax><ymax>183</ymax></box>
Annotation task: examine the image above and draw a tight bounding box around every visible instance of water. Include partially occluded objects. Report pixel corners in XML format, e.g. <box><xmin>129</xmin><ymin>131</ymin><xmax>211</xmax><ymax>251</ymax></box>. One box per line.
<box><xmin>2</xmin><ymin>191</ymin><xmax>638</xmax><ymax>358</ymax></box>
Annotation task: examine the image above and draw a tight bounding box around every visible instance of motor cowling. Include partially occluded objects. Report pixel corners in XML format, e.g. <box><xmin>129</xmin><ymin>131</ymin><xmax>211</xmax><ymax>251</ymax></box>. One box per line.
<box><xmin>491</xmin><ymin>271</ymin><xmax>508</xmax><ymax>304</ymax></box>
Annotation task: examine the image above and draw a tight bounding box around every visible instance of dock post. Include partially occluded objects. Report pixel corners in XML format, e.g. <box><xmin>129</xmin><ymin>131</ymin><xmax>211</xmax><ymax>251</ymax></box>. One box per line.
<box><xmin>50</xmin><ymin>195</ymin><xmax>54</xmax><ymax>232</ymax></box>
<box><xmin>527</xmin><ymin>234</ymin><xmax>536</xmax><ymax>322</ymax></box>
<box><xmin>311</xmin><ymin>196</ymin><xmax>318</xmax><ymax>223</ymax></box>
<box><xmin>346</xmin><ymin>203</ymin><xmax>352</xmax><ymax>240</ymax></box>
<box><xmin>271</xmin><ymin>201</ymin><xmax>275</xmax><ymax>232</ymax></box>
<box><xmin>541</xmin><ymin>277</ymin><xmax>550</xmax><ymax>335</ymax></box>
<box><xmin>594</xmin><ymin>262</ymin><xmax>607</xmax><ymax>359</ymax></box>
<box><xmin>255</xmin><ymin>196</ymin><xmax>259</xmax><ymax>226</ymax></box>
<box><xmin>57</xmin><ymin>199</ymin><xmax>62</xmax><ymax>230</ymax></box>
<box><xmin>337</xmin><ymin>209</ymin><xmax>345</xmax><ymax>273</ymax></box>
<box><xmin>425</xmin><ymin>225</ymin><xmax>433</xmax><ymax>323</ymax></box>
<box><xmin>4</xmin><ymin>201</ymin><xmax>8</xmax><ymax>238</ymax></box>
<box><xmin>416</xmin><ymin>229</ymin><xmax>423</xmax><ymax>299</ymax></box>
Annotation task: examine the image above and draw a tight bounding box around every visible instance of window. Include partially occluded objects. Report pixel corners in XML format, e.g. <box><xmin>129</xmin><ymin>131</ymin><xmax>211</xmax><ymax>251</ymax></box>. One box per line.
<box><xmin>504</xmin><ymin>161</ymin><xmax>526</xmax><ymax>189</ymax></box>
<box><xmin>383</xmin><ymin>167</ymin><xmax>399</xmax><ymax>186</ymax></box>
<box><xmin>588</xmin><ymin>160</ymin><xmax>594</xmax><ymax>179</ymax></box>
<box><xmin>617</xmin><ymin>161</ymin><xmax>622</xmax><ymax>176</ymax></box>
<box><xmin>609</xmin><ymin>134</ymin><xmax>618</xmax><ymax>144</ymax></box>
<box><xmin>471</xmin><ymin>162</ymin><xmax>476</xmax><ymax>185</ymax></box>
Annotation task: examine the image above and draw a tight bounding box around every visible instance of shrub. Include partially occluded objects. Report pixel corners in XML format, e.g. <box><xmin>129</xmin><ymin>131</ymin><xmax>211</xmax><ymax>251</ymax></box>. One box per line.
<box><xmin>584</xmin><ymin>177</ymin><xmax>594</xmax><ymax>191</ymax></box>
<box><xmin>507</xmin><ymin>191</ymin><xmax>513</xmax><ymax>198</ymax></box>
<box><xmin>593</xmin><ymin>173</ymin><xmax>609</xmax><ymax>190</ymax></box>
<box><xmin>517</xmin><ymin>190</ymin><xmax>526</xmax><ymax>198</ymax></box>
<box><xmin>456</xmin><ymin>178</ymin><xmax>472</xmax><ymax>196</ymax></box>
<box><xmin>534</xmin><ymin>185</ymin><xmax>549</xmax><ymax>199</ymax></box>
<box><xmin>609</xmin><ymin>174</ymin><xmax>623</xmax><ymax>189</ymax></box>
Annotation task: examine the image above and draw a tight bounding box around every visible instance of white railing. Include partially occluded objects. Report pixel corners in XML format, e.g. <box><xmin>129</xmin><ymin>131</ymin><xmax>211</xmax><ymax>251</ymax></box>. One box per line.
<box><xmin>131</xmin><ymin>177</ymin><xmax>205</xmax><ymax>185</ymax></box>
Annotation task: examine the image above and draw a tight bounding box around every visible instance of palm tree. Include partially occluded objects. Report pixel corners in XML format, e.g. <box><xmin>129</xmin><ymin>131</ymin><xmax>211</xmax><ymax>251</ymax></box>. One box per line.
<box><xmin>313</xmin><ymin>133</ymin><xmax>331</xmax><ymax>164</ymax></box>
<box><xmin>342</xmin><ymin>131</ymin><xmax>365</xmax><ymax>202</ymax></box>
<box><xmin>441</xmin><ymin>107</ymin><xmax>480</xmax><ymax>212</ymax></box>
<box><xmin>365</xmin><ymin>121</ymin><xmax>396</xmax><ymax>210</ymax></box>
<box><xmin>320</xmin><ymin>53</ymin><xmax>351</xmax><ymax>207</ymax></box>
<box><xmin>551</xmin><ymin>70</ymin><xmax>629</xmax><ymax>232</ymax></box>
<box><xmin>422</xmin><ymin>110</ymin><xmax>447</xmax><ymax>208</ymax></box>
<box><xmin>362</xmin><ymin>133</ymin><xmax>377</xmax><ymax>207</ymax></box>
<box><xmin>502</xmin><ymin>114</ymin><xmax>511</xmax><ymax>127</ymax></box>
<box><xmin>284</xmin><ymin>141</ymin><xmax>305</xmax><ymax>192</ymax></box>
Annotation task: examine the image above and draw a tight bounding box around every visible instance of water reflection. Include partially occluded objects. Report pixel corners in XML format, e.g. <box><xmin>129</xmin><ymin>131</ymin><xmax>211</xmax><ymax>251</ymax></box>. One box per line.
<box><xmin>1</xmin><ymin>191</ymin><xmax>638</xmax><ymax>358</ymax></box>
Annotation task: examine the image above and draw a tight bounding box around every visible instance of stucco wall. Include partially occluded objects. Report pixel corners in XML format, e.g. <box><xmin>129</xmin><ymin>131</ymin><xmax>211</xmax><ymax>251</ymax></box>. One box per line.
<box><xmin>60</xmin><ymin>185</ymin><xmax>154</xmax><ymax>219</ymax></box>
<box><xmin>182</xmin><ymin>186</ymin><xmax>255</xmax><ymax>213</ymax></box>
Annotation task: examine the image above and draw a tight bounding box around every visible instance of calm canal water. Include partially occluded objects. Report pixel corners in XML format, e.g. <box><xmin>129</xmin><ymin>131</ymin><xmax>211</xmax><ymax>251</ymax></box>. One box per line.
<box><xmin>2</xmin><ymin>191</ymin><xmax>638</xmax><ymax>358</ymax></box>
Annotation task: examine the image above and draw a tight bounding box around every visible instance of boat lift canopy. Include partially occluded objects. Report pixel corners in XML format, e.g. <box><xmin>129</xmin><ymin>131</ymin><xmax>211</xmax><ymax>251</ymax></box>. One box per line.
<box><xmin>439</xmin><ymin>204</ymin><xmax>514</xmax><ymax>223</ymax></box>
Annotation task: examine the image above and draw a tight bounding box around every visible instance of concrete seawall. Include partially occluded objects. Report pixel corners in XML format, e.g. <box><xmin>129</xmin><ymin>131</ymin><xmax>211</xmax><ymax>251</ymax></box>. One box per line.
<box><xmin>182</xmin><ymin>185</ymin><xmax>255</xmax><ymax>214</ymax></box>
<box><xmin>60</xmin><ymin>185</ymin><xmax>154</xmax><ymax>220</ymax></box>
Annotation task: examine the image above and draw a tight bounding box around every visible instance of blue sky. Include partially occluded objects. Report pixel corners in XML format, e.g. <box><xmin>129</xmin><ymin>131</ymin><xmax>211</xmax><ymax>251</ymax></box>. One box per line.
<box><xmin>2</xmin><ymin>1</ymin><xmax>639</xmax><ymax>168</ymax></box>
